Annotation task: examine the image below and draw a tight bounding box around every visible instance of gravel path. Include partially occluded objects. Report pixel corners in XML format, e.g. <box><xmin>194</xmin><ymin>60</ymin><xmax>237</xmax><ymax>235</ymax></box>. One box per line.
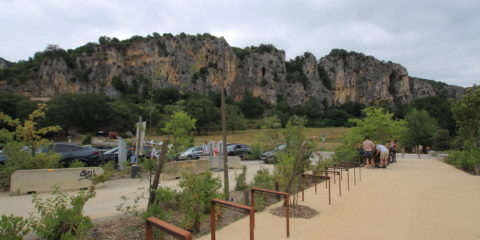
<box><xmin>0</xmin><ymin>161</ymin><xmax>273</xmax><ymax>219</ymax></box>
<box><xmin>198</xmin><ymin>156</ymin><xmax>480</xmax><ymax>240</ymax></box>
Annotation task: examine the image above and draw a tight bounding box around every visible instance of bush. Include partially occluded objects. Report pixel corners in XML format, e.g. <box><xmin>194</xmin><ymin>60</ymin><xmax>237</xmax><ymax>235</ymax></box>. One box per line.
<box><xmin>250</xmin><ymin>168</ymin><xmax>275</xmax><ymax>211</ymax></box>
<box><xmin>235</xmin><ymin>166</ymin><xmax>248</xmax><ymax>191</ymax></box>
<box><xmin>81</xmin><ymin>134</ymin><xmax>92</xmax><ymax>145</ymax></box>
<box><xmin>143</xmin><ymin>187</ymin><xmax>180</xmax><ymax>221</ymax></box>
<box><xmin>32</xmin><ymin>189</ymin><xmax>95</xmax><ymax>240</ymax></box>
<box><xmin>92</xmin><ymin>161</ymin><xmax>115</xmax><ymax>185</ymax></box>
<box><xmin>68</xmin><ymin>160</ymin><xmax>85</xmax><ymax>168</ymax></box>
<box><xmin>245</xmin><ymin>144</ymin><xmax>262</xmax><ymax>160</ymax></box>
<box><xmin>179</xmin><ymin>172</ymin><xmax>221</xmax><ymax>233</ymax></box>
<box><xmin>0</xmin><ymin>215</ymin><xmax>33</xmax><ymax>240</ymax></box>
<box><xmin>446</xmin><ymin>144</ymin><xmax>480</xmax><ymax>174</ymax></box>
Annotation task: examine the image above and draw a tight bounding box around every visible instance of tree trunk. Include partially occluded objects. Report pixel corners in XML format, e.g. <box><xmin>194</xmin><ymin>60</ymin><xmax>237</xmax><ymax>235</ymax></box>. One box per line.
<box><xmin>148</xmin><ymin>139</ymin><xmax>169</xmax><ymax>206</ymax></box>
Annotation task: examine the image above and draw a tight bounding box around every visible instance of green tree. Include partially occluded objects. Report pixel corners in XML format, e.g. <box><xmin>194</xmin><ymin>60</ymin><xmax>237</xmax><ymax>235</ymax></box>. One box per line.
<box><xmin>185</xmin><ymin>95</ymin><xmax>218</xmax><ymax>135</ymax></box>
<box><xmin>0</xmin><ymin>104</ymin><xmax>61</xmax><ymax>189</ymax></box>
<box><xmin>0</xmin><ymin>103</ymin><xmax>61</xmax><ymax>155</ymax></box>
<box><xmin>410</xmin><ymin>96</ymin><xmax>456</xmax><ymax>135</ymax></box>
<box><xmin>239</xmin><ymin>93</ymin><xmax>267</xmax><ymax>118</ymax></box>
<box><xmin>226</xmin><ymin>104</ymin><xmax>246</xmax><ymax>133</ymax></box>
<box><xmin>107</xmin><ymin>100</ymin><xmax>138</xmax><ymax>132</ymax></box>
<box><xmin>0</xmin><ymin>92</ymin><xmax>36</xmax><ymax>121</ymax></box>
<box><xmin>401</xmin><ymin>109</ymin><xmax>439</xmax><ymax>150</ymax></box>
<box><xmin>433</xmin><ymin>129</ymin><xmax>450</xmax><ymax>151</ymax></box>
<box><xmin>74</xmin><ymin>94</ymin><xmax>112</xmax><ymax>132</ymax></box>
<box><xmin>336</xmin><ymin>107</ymin><xmax>406</xmax><ymax>161</ymax></box>
<box><xmin>452</xmin><ymin>87</ymin><xmax>480</xmax><ymax>145</ymax></box>
<box><xmin>46</xmin><ymin>94</ymin><xmax>78</xmax><ymax>135</ymax></box>
<box><xmin>162</xmin><ymin>111</ymin><xmax>196</xmax><ymax>158</ymax></box>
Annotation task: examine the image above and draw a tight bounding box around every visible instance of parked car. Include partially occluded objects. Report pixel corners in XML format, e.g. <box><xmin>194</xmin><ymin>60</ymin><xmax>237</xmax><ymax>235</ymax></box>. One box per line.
<box><xmin>178</xmin><ymin>146</ymin><xmax>203</xmax><ymax>160</ymax></box>
<box><xmin>42</xmin><ymin>143</ymin><xmax>102</xmax><ymax>167</ymax></box>
<box><xmin>227</xmin><ymin>144</ymin><xmax>251</xmax><ymax>159</ymax></box>
<box><xmin>102</xmin><ymin>145</ymin><xmax>155</xmax><ymax>164</ymax></box>
<box><xmin>261</xmin><ymin>144</ymin><xmax>287</xmax><ymax>164</ymax></box>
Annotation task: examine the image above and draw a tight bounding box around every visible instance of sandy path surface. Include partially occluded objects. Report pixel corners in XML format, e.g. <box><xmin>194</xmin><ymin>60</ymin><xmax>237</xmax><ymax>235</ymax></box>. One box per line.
<box><xmin>198</xmin><ymin>157</ymin><xmax>480</xmax><ymax>240</ymax></box>
<box><xmin>0</xmin><ymin>161</ymin><xmax>273</xmax><ymax>219</ymax></box>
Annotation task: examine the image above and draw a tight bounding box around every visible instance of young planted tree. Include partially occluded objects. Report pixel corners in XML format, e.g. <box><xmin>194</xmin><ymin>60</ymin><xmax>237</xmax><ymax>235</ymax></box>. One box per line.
<box><xmin>0</xmin><ymin>104</ymin><xmax>62</xmax><ymax>189</ymax></box>
<box><xmin>274</xmin><ymin>116</ymin><xmax>313</xmax><ymax>207</ymax></box>
<box><xmin>336</xmin><ymin>107</ymin><xmax>406</xmax><ymax>161</ymax></box>
<box><xmin>254</xmin><ymin>114</ymin><xmax>282</xmax><ymax>152</ymax></box>
<box><xmin>162</xmin><ymin>111</ymin><xmax>196</xmax><ymax>159</ymax></box>
<box><xmin>179</xmin><ymin>172</ymin><xmax>221</xmax><ymax>233</ymax></box>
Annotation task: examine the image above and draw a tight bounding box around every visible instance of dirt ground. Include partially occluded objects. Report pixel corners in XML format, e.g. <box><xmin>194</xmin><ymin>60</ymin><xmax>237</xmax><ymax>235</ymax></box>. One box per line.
<box><xmin>197</xmin><ymin>156</ymin><xmax>480</xmax><ymax>240</ymax></box>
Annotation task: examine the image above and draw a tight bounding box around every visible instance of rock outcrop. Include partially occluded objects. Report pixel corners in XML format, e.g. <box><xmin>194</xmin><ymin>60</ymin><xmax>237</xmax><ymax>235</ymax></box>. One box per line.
<box><xmin>0</xmin><ymin>33</ymin><xmax>464</xmax><ymax>105</ymax></box>
<box><xmin>0</xmin><ymin>57</ymin><xmax>9</xmax><ymax>69</ymax></box>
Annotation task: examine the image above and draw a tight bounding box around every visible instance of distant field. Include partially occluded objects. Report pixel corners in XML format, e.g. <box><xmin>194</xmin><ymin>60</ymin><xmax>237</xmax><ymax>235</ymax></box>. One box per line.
<box><xmin>150</xmin><ymin>127</ymin><xmax>349</xmax><ymax>151</ymax></box>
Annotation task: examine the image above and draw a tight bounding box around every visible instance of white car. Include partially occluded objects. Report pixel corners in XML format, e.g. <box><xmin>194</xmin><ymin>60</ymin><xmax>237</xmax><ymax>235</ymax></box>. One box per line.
<box><xmin>178</xmin><ymin>146</ymin><xmax>204</xmax><ymax>160</ymax></box>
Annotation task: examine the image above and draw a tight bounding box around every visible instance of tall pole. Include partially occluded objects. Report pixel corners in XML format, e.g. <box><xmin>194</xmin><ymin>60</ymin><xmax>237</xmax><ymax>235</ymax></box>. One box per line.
<box><xmin>220</xmin><ymin>56</ymin><xmax>229</xmax><ymax>200</ymax></box>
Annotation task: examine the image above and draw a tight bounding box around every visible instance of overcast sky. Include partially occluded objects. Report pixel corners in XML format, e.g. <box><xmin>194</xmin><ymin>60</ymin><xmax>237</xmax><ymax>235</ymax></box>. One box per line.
<box><xmin>1</xmin><ymin>0</ymin><xmax>479</xmax><ymax>87</ymax></box>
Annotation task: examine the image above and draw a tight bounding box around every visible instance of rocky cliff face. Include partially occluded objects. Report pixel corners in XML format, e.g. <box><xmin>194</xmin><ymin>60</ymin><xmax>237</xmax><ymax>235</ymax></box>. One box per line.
<box><xmin>0</xmin><ymin>57</ymin><xmax>9</xmax><ymax>69</ymax></box>
<box><xmin>0</xmin><ymin>34</ymin><xmax>464</xmax><ymax>106</ymax></box>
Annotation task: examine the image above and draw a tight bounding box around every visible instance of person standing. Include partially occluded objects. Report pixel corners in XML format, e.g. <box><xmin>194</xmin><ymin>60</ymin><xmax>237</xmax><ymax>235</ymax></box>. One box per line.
<box><xmin>202</xmin><ymin>140</ymin><xmax>210</xmax><ymax>156</ymax></box>
<box><xmin>389</xmin><ymin>140</ymin><xmax>397</xmax><ymax>163</ymax></box>
<box><xmin>363</xmin><ymin>136</ymin><xmax>375</xmax><ymax>168</ymax></box>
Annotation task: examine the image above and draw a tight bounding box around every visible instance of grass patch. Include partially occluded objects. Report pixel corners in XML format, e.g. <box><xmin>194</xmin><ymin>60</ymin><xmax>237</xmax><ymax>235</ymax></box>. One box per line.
<box><xmin>149</xmin><ymin>127</ymin><xmax>349</xmax><ymax>151</ymax></box>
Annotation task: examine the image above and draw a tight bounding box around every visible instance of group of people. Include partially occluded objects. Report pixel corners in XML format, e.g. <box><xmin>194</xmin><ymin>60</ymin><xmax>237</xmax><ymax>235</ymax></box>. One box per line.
<box><xmin>362</xmin><ymin>136</ymin><xmax>397</xmax><ymax>169</ymax></box>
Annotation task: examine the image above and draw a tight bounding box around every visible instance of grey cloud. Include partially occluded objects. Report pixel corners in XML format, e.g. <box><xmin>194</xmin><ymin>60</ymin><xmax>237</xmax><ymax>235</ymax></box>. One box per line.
<box><xmin>0</xmin><ymin>0</ymin><xmax>478</xmax><ymax>87</ymax></box>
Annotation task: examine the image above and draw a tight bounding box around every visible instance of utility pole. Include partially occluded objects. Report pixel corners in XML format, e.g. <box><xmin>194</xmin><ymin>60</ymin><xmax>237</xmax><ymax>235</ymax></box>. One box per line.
<box><xmin>220</xmin><ymin>55</ymin><xmax>229</xmax><ymax>200</ymax></box>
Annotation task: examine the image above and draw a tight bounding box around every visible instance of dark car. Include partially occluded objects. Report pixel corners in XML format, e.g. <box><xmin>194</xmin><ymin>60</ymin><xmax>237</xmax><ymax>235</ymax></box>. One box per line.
<box><xmin>227</xmin><ymin>144</ymin><xmax>251</xmax><ymax>159</ymax></box>
<box><xmin>44</xmin><ymin>143</ymin><xmax>102</xmax><ymax>167</ymax></box>
<box><xmin>261</xmin><ymin>144</ymin><xmax>287</xmax><ymax>164</ymax></box>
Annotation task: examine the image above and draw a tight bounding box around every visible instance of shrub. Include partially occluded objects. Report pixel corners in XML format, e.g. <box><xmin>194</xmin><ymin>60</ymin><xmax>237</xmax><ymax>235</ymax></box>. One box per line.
<box><xmin>81</xmin><ymin>134</ymin><xmax>92</xmax><ymax>145</ymax></box>
<box><xmin>179</xmin><ymin>172</ymin><xmax>221</xmax><ymax>233</ymax></box>
<box><xmin>250</xmin><ymin>168</ymin><xmax>275</xmax><ymax>211</ymax></box>
<box><xmin>68</xmin><ymin>160</ymin><xmax>85</xmax><ymax>168</ymax></box>
<box><xmin>0</xmin><ymin>215</ymin><xmax>33</xmax><ymax>240</ymax></box>
<box><xmin>245</xmin><ymin>144</ymin><xmax>263</xmax><ymax>160</ymax></box>
<box><xmin>92</xmin><ymin>161</ymin><xmax>115</xmax><ymax>185</ymax></box>
<box><xmin>143</xmin><ymin>187</ymin><xmax>180</xmax><ymax>221</ymax></box>
<box><xmin>446</xmin><ymin>144</ymin><xmax>480</xmax><ymax>174</ymax></box>
<box><xmin>32</xmin><ymin>189</ymin><xmax>95</xmax><ymax>240</ymax></box>
<box><xmin>235</xmin><ymin>166</ymin><xmax>248</xmax><ymax>191</ymax></box>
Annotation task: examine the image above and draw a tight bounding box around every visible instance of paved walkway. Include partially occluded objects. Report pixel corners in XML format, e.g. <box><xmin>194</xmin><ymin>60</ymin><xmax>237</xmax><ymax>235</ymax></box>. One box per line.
<box><xmin>199</xmin><ymin>156</ymin><xmax>480</xmax><ymax>240</ymax></box>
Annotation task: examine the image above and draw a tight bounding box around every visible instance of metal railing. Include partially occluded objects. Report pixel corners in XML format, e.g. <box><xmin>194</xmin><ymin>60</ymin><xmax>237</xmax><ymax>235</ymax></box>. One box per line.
<box><xmin>301</xmin><ymin>173</ymin><xmax>331</xmax><ymax>205</ymax></box>
<box><xmin>313</xmin><ymin>169</ymin><xmax>342</xmax><ymax>196</ymax></box>
<box><xmin>211</xmin><ymin>198</ymin><xmax>254</xmax><ymax>240</ymax></box>
<box><xmin>145</xmin><ymin>217</ymin><xmax>192</xmax><ymax>240</ymax></box>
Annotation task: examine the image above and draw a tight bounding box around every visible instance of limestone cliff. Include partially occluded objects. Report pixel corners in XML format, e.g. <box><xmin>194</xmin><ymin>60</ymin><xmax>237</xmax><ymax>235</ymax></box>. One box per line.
<box><xmin>0</xmin><ymin>57</ymin><xmax>9</xmax><ymax>69</ymax></box>
<box><xmin>0</xmin><ymin>33</ymin><xmax>464</xmax><ymax>105</ymax></box>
